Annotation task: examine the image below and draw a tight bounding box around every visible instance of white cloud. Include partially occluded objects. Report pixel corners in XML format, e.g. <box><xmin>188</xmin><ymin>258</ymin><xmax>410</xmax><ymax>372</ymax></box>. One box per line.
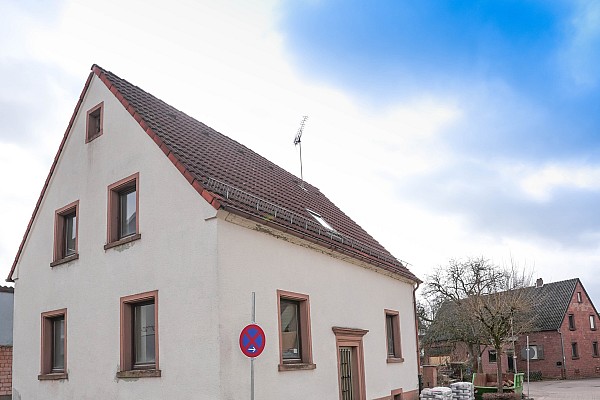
<box><xmin>517</xmin><ymin>163</ymin><xmax>600</xmax><ymax>201</ymax></box>
<box><xmin>560</xmin><ymin>0</ymin><xmax>600</xmax><ymax>88</ymax></box>
<box><xmin>0</xmin><ymin>143</ymin><xmax>48</xmax><ymax>273</ymax></box>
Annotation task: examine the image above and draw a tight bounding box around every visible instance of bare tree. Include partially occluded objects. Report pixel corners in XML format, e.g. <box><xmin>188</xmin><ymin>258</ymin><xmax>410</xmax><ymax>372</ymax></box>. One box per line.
<box><xmin>423</xmin><ymin>257</ymin><xmax>538</xmax><ymax>392</ymax></box>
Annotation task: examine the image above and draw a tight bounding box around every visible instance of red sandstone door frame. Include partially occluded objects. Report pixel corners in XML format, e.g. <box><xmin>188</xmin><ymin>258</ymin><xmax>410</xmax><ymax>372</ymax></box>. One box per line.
<box><xmin>333</xmin><ymin>327</ymin><xmax>369</xmax><ymax>400</ymax></box>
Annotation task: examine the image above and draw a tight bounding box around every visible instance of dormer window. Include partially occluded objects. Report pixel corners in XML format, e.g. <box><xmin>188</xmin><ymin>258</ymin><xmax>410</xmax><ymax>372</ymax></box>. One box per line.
<box><xmin>307</xmin><ymin>209</ymin><xmax>334</xmax><ymax>231</ymax></box>
<box><xmin>86</xmin><ymin>102</ymin><xmax>104</xmax><ymax>142</ymax></box>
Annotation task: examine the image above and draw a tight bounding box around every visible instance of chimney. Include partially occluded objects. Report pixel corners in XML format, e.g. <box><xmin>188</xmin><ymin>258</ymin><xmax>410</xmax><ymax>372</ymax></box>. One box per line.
<box><xmin>536</xmin><ymin>278</ymin><xmax>544</xmax><ymax>288</ymax></box>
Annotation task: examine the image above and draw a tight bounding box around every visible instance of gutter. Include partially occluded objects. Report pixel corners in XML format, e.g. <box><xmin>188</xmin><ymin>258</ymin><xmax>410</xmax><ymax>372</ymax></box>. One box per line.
<box><xmin>413</xmin><ymin>281</ymin><xmax>421</xmax><ymax>375</ymax></box>
<box><xmin>558</xmin><ymin>329</ymin><xmax>566</xmax><ymax>379</ymax></box>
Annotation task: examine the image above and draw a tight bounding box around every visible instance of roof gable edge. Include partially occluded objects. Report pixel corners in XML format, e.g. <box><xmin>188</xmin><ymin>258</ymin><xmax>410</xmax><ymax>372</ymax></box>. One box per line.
<box><xmin>90</xmin><ymin>65</ymin><xmax>222</xmax><ymax>211</ymax></box>
<box><xmin>7</xmin><ymin>70</ymin><xmax>96</xmax><ymax>282</ymax></box>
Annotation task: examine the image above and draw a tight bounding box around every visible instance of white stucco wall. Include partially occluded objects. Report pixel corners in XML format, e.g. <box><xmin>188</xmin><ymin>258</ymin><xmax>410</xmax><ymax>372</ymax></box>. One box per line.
<box><xmin>11</xmin><ymin>75</ymin><xmax>220</xmax><ymax>400</ymax></box>
<box><xmin>216</xmin><ymin>214</ymin><xmax>419</xmax><ymax>400</ymax></box>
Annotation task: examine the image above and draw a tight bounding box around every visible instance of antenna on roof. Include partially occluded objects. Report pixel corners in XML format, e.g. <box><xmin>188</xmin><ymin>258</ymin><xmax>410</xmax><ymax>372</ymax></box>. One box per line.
<box><xmin>294</xmin><ymin>116</ymin><xmax>308</xmax><ymax>189</ymax></box>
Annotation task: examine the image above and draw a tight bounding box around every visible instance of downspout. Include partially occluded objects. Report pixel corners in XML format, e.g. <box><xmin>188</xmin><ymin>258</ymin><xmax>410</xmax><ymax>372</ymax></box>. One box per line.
<box><xmin>558</xmin><ymin>329</ymin><xmax>566</xmax><ymax>379</ymax></box>
<box><xmin>412</xmin><ymin>281</ymin><xmax>422</xmax><ymax>390</ymax></box>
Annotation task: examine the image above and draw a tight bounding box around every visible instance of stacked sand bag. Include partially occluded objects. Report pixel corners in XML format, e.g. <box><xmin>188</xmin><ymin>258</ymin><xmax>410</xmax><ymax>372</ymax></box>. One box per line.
<box><xmin>450</xmin><ymin>382</ymin><xmax>475</xmax><ymax>400</ymax></box>
<box><xmin>420</xmin><ymin>386</ymin><xmax>453</xmax><ymax>400</ymax></box>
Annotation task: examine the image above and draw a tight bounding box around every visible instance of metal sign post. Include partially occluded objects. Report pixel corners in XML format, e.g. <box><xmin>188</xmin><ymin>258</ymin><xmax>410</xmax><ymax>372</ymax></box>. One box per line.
<box><xmin>526</xmin><ymin>335</ymin><xmax>530</xmax><ymax>399</ymax></box>
<box><xmin>239</xmin><ymin>293</ymin><xmax>265</xmax><ymax>400</ymax></box>
<box><xmin>251</xmin><ymin>292</ymin><xmax>255</xmax><ymax>400</ymax></box>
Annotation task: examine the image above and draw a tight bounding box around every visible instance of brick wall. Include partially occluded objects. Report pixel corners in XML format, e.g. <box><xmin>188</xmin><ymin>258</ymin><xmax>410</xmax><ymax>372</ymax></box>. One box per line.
<box><xmin>515</xmin><ymin>331</ymin><xmax>563</xmax><ymax>379</ymax></box>
<box><xmin>559</xmin><ymin>281</ymin><xmax>600</xmax><ymax>379</ymax></box>
<box><xmin>513</xmin><ymin>281</ymin><xmax>600</xmax><ymax>379</ymax></box>
<box><xmin>480</xmin><ymin>344</ymin><xmax>510</xmax><ymax>374</ymax></box>
<box><xmin>0</xmin><ymin>345</ymin><xmax>12</xmax><ymax>397</ymax></box>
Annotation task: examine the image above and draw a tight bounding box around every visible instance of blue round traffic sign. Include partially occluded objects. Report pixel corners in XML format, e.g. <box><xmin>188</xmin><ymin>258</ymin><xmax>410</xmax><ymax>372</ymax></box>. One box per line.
<box><xmin>239</xmin><ymin>324</ymin><xmax>266</xmax><ymax>358</ymax></box>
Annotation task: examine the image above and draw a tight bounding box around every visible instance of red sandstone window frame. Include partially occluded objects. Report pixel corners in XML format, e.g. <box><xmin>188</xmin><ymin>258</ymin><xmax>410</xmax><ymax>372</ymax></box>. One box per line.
<box><xmin>51</xmin><ymin>201</ymin><xmax>79</xmax><ymax>267</ymax></box>
<box><xmin>571</xmin><ymin>342</ymin><xmax>579</xmax><ymax>359</ymax></box>
<box><xmin>118</xmin><ymin>290</ymin><xmax>160</xmax><ymax>378</ymax></box>
<box><xmin>590</xmin><ymin>315</ymin><xmax>597</xmax><ymax>331</ymax></box>
<box><xmin>39</xmin><ymin>308</ymin><xmax>67</xmax><ymax>380</ymax></box>
<box><xmin>593</xmin><ymin>341</ymin><xmax>599</xmax><ymax>357</ymax></box>
<box><xmin>105</xmin><ymin>173</ymin><xmax>140</xmax><ymax>249</ymax></box>
<box><xmin>86</xmin><ymin>102</ymin><xmax>104</xmax><ymax>143</ymax></box>
<box><xmin>385</xmin><ymin>309</ymin><xmax>403</xmax><ymax>362</ymax></box>
<box><xmin>577</xmin><ymin>292</ymin><xmax>582</xmax><ymax>303</ymax></box>
<box><xmin>276</xmin><ymin>290</ymin><xmax>315</xmax><ymax>371</ymax></box>
<box><xmin>391</xmin><ymin>388</ymin><xmax>403</xmax><ymax>400</ymax></box>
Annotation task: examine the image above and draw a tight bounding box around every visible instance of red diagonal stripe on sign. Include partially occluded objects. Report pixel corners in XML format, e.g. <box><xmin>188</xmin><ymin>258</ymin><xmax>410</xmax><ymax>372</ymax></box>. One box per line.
<box><xmin>246</xmin><ymin>331</ymin><xmax>260</xmax><ymax>350</ymax></box>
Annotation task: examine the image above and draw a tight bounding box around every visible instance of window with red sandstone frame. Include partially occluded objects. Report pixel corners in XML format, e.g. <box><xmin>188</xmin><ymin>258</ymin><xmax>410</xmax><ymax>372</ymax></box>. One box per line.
<box><xmin>118</xmin><ymin>290</ymin><xmax>160</xmax><ymax>378</ymax></box>
<box><xmin>39</xmin><ymin>309</ymin><xmax>67</xmax><ymax>380</ymax></box>
<box><xmin>385</xmin><ymin>309</ymin><xmax>403</xmax><ymax>362</ymax></box>
<box><xmin>52</xmin><ymin>201</ymin><xmax>79</xmax><ymax>265</ymax></box>
<box><xmin>86</xmin><ymin>102</ymin><xmax>103</xmax><ymax>142</ymax></box>
<box><xmin>277</xmin><ymin>290</ymin><xmax>315</xmax><ymax>371</ymax></box>
<box><xmin>106</xmin><ymin>173</ymin><xmax>140</xmax><ymax>249</ymax></box>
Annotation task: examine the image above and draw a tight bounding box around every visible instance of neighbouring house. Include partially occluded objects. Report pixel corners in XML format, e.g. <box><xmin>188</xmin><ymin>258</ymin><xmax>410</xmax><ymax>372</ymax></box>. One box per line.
<box><xmin>0</xmin><ymin>286</ymin><xmax>14</xmax><ymax>400</ymax></box>
<box><xmin>424</xmin><ymin>278</ymin><xmax>600</xmax><ymax>380</ymax></box>
<box><xmin>6</xmin><ymin>65</ymin><xmax>421</xmax><ymax>400</ymax></box>
<box><xmin>512</xmin><ymin>278</ymin><xmax>600</xmax><ymax>380</ymax></box>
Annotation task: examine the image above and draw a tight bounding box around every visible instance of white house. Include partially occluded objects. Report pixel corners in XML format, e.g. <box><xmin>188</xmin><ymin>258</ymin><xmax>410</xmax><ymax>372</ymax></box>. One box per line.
<box><xmin>7</xmin><ymin>65</ymin><xmax>421</xmax><ymax>400</ymax></box>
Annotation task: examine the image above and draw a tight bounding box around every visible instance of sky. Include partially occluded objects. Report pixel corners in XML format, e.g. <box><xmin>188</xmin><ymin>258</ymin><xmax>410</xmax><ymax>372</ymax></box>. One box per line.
<box><xmin>1</xmin><ymin>0</ymin><xmax>600</xmax><ymax>301</ymax></box>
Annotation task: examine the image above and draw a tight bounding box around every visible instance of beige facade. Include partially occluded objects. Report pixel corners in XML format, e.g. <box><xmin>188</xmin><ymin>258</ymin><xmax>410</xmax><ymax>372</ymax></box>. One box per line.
<box><xmin>10</xmin><ymin>71</ymin><xmax>419</xmax><ymax>399</ymax></box>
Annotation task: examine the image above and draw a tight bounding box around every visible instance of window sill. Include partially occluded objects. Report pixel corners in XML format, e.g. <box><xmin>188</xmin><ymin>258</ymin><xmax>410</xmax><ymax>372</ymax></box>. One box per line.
<box><xmin>86</xmin><ymin>131</ymin><xmax>103</xmax><ymax>143</ymax></box>
<box><xmin>387</xmin><ymin>357</ymin><xmax>405</xmax><ymax>363</ymax></box>
<box><xmin>38</xmin><ymin>372</ymin><xmax>68</xmax><ymax>381</ymax></box>
<box><xmin>116</xmin><ymin>369</ymin><xmax>161</xmax><ymax>379</ymax></box>
<box><xmin>278</xmin><ymin>363</ymin><xmax>316</xmax><ymax>371</ymax></box>
<box><xmin>50</xmin><ymin>254</ymin><xmax>79</xmax><ymax>267</ymax></box>
<box><xmin>104</xmin><ymin>233</ymin><xmax>141</xmax><ymax>250</ymax></box>
<box><xmin>572</xmin><ymin>356</ymin><xmax>580</xmax><ymax>360</ymax></box>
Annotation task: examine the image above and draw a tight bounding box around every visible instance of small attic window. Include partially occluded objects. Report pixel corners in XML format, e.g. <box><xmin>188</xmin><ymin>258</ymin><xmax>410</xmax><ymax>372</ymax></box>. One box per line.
<box><xmin>86</xmin><ymin>102</ymin><xmax>104</xmax><ymax>143</ymax></box>
<box><xmin>307</xmin><ymin>209</ymin><xmax>334</xmax><ymax>231</ymax></box>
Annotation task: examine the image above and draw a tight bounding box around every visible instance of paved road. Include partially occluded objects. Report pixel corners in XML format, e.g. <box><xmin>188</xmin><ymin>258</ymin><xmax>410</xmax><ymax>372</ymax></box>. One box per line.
<box><xmin>526</xmin><ymin>378</ymin><xmax>600</xmax><ymax>400</ymax></box>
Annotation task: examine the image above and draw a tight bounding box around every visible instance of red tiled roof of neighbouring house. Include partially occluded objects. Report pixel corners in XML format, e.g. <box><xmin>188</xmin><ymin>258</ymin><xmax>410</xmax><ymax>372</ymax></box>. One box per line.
<box><xmin>7</xmin><ymin>65</ymin><xmax>419</xmax><ymax>283</ymax></box>
<box><xmin>0</xmin><ymin>286</ymin><xmax>14</xmax><ymax>293</ymax></box>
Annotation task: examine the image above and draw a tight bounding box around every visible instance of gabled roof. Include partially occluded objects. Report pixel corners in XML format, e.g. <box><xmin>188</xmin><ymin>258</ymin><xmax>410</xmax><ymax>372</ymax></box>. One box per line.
<box><xmin>528</xmin><ymin>278</ymin><xmax>579</xmax><ymax>331</ymax></box>
<box><xmin>8</xmin><ymin>65</ymin><xmax>418</xmax><ymax>283</ymax></box>
<box><xmin>430</xmin><ymin>278</ymin><xmax>582</xmax><ymax>337</ymax></box>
